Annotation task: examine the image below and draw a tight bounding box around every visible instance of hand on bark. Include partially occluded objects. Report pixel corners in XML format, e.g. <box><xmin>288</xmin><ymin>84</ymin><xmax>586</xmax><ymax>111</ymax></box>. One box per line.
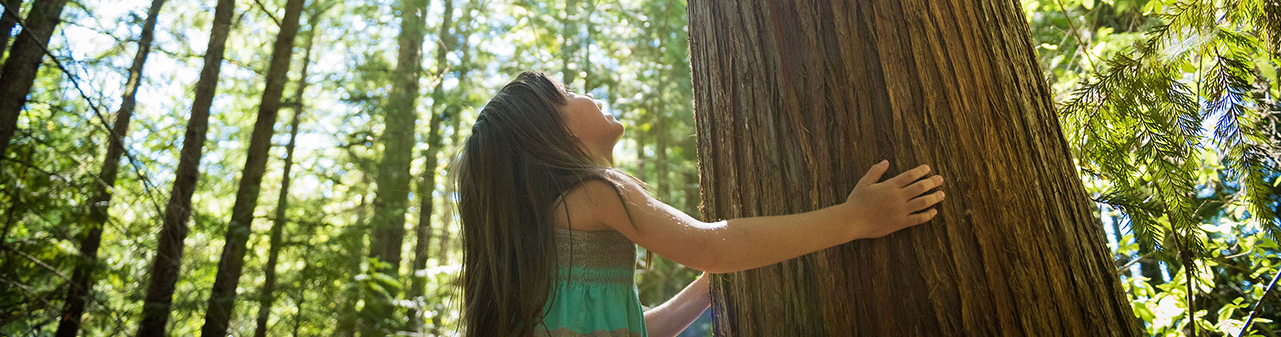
<box><xmin>844</xmin><ymin>160</ymin><xmax>945</xmax><ymax>239</ymax></box>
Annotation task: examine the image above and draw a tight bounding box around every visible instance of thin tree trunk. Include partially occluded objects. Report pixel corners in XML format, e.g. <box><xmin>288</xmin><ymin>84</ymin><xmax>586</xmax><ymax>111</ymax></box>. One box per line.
<box><xmin>1140</xmin><ymin>245</ymin><xmax>1165</xmax><ymax>285</ymax></box>
<box><xmin>199</xmin><ymin>0</ymin><xmax>306</xmax><ymax>332</ymax></box>
<box><xmin>683</xmin><ymin>171</ymin><xmax>699</xmax><ymax>215</ymax></box>
<box><xmin>0</xmin><ymin>0</ymin><xmax>68</xmax><ymax>159</ymax></box>
<box><xmin>408</xmin><ymin>0</ymin><xmax>456</xmax><ymax>329</ymax></box>
<box><xmin>334</xmin><ymin>194</ymin><xmax>367</xmax><ymax>337</ymax></box>
<box><xmin>135</xmin><ymin>0</ymin><xmax>236</xmax><ymax>334</ymax></box>
<box><xmin>581</xmin><ymin>3</ymin><xmax>593</xmax><ymax>92</ymax></box>
<box><xmin>652</xmin><ymin>4</ymin><xmax>671</xmax><ymax>200</ymax></box>
<box><xmin>687</xmin><ymin>1</ymin><xmax>1141</xmax><ymax>335</ymax></box>
<box><xmin>1110</xmin><ymin>208</ymin><xmax>1132</xmax><ymax>278</ymax></box>
<box><xmin>290</xmin><ymin>258</ymin><xmax>310</xmax><ymax>337</ymax></box>
<box><xmin>654</xmin><ymin>82</ymin><xmax>668</xmax><ymax>199</ymax></box>
<box><xmin>55</xmin><ymin>0</ymin><xmax>166</xmax><ymax>335</ymax></box>
<box><xmin>560</xmin><ymin>0</ymin><xmax>579</xmax><ymax>88</ymax></box>
<box><xmin>0</xmin><ymin>0</ymin><xmax>23</xmax><ymax>58</ymax></box>
<box><xmin>363</xmin><ymin>0</ymin><xmax>429</xmax><ymax>333</ymax></box>
<box><xmin>635</xmin><ymin>127</ymin><xmax>647</xmax><ymax>181</ymax></box>
<box><xmin>252</xmin><ymin>16</ymin><xmax>317</xmax><ymax>336</ymax></box>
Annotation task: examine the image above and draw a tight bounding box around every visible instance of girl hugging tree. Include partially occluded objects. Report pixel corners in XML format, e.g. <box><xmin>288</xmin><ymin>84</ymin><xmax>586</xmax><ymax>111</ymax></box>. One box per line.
<box><xmin>455</xmin><ymin>71</ymin><xmax>945</xmax><ymax>337</ymax></box>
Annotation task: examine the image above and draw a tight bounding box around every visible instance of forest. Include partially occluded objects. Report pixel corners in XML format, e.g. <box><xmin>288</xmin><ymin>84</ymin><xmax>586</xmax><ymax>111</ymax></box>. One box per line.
<box><xmin>0</xmin><ymin>0</ymin><xmax>1276</xmax><ymax>336</ymax></box>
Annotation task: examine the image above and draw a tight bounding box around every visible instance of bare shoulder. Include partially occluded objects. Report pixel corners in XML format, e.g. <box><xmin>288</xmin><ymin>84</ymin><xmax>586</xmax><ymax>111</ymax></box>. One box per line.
<box><xmin>551</xmin><ymin>176</ymin><xmax>641</xmax><ymax>231</ymax></box>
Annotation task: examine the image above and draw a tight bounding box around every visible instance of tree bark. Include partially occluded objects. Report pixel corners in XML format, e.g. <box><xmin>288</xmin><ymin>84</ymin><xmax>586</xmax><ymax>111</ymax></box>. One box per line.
<box><xmin>135</xmin><ymin>0</ymin><xmax>236</xmax><ymax>334</ymax></box>
<box><xmin>0</xmin><ymin>0</ymin><xmax>24</xmax><ymax>58</ymax></box>
<box><xmin>252</xmin><ymin>13</ymin><xmax>317</xmax><ymax>336</ymax></box>
<box><xmin>55</xmin><ymin>0</ymin><xmax>167</xmax><ymax>335</ymax></box>
<box><xmin>0</xmin><ymin>0</ymin><xmax>68</xmax><ymax>159</ymax></box>
<box><xmin>686</xmin><ymin>1</ymin><xmax>1141</xmax><ymax>336</ymax></box>
<box><xmin>199</xmin><ymin>0</ymin><xmax>306</xmax><ymax>333</ymax></box>
<box><xmin>362</xmin><ymin>0</ymin><xmax>428</xmax><ymax>333</ymax></box>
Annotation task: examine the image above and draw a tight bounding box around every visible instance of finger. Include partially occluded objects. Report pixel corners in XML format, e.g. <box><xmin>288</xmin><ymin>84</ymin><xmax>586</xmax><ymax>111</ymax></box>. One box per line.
<box><xmin>856</xmin><ymin>160</ymin><xmax>890</xmax><ymax>187</ymax></box>
<box><xmin>908</xmin><ymin>208</ymin><xmax>939</xmax><ymax>225</ymax></box>
<box><xmin>889</xmin><ymin>164</ymin><xmax>931</xmax><ymax>187</ymax></box>
<box><xmin>903</xmin><ymin>175</ymin><xmax>944</xmax><ymax>197</ymax></box>
<box><xmin>906</xmin><ymin>191</ymin><xmax>946</xmax><ymax>212</ymax></box>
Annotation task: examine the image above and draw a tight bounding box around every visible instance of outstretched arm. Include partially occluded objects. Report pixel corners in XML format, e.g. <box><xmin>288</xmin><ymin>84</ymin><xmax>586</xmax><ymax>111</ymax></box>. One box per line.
<box><xmin>643</xmin><ymin>273</ymin><xmax>710</xmax><ymax>337</ymax></box>
<box><xmin>569</xmin><ymin>160</ymin><xmax>945</xmax><ymax>274</ymax></box>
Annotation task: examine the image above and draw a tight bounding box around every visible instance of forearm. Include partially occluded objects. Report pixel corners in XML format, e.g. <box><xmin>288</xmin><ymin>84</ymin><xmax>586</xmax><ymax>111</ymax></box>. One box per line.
<box><xmin>703</xmin><ymin>205</ymin><xmax>857</xmax><ymax>273</ymax></box>
<box><xmin>644</xmin><ymin>275</ymin><xmax>710</xmax><ymax>337</ymax></box>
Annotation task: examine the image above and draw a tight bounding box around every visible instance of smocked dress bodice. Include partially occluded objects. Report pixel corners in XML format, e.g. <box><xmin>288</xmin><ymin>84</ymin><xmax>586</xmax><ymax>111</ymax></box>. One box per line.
<box><xmin>534</xmin><ymin>228</ymin><xmax>647</xmax><ymax>337</ymax></box>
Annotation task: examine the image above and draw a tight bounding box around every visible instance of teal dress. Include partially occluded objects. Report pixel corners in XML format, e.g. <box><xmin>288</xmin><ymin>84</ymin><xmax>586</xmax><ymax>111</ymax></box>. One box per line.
<box><xmin>535</xmin><ymin>228</ymin><xmax>647</xmax><ymax>337</ymax></box>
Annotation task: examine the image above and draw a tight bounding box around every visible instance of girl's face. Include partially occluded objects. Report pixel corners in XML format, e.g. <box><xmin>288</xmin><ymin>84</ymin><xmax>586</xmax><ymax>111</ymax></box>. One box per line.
<box><xmin>560</xmin><ymin>91</ymin><xmax>624</xmax><ymax>164</ymax></box>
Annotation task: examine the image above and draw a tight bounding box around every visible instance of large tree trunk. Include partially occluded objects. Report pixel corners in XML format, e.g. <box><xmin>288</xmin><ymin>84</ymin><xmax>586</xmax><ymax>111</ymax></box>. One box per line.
<box><xmin>199</xmin><ymin>0</ymin><xmax>306</xmax><ymax>333</ymax></box>
<box><xmin>252</xmin><ymin>13</ymin><xmax>317</xmax><ymax>336</ymax></box>
<box><xmin>686</xmin><ymin>1</ymin><xmax>1141</xmax><ymax>336</ymax></box>
<box><xmin>0</xmin><ymin>0</ymin><xmax>68</xmax><ymax>159</ymax></box>
<box><xmin>362</xmin><ymin>0</ymin><xmax>428</xmax><ymax>333</ymax></box>
<box><xmin>0</xmin><ymin>0</ymin><xmax>24</xmax><ymax>58</ymax></box>
<box><xmin>135</xmin><ymin>0</ymin><xmax>237</xmax><ymax>334</ymax></box>
<box><xmin>55</xmin><ymin>0</ymin><xmax>167</xmax><ymax>335</ymax></box>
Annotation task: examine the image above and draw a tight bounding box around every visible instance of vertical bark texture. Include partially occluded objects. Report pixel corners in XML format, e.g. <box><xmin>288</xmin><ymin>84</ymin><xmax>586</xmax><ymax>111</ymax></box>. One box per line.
<box><xmin>135</xmin><ymin>0</ymin><xmax>236</xmax><ymax>334</ymax></box>
<box><xmin>686</xmin><ymin>1</ymin><xmax>1141</xmax><ymax>336</ymax></box>
<box><xmin>0</xmin><ymin>0</ymin><xmax>68</xmax><ymax>159</ymax></box>
<box><xmin>364</xmin><ymin>0</ymin><xmax>428</xmax><ymax>332</ymax></box>
<box><xmin>0</xmin><ymin>0</ymin><xmax>23</xmax><ymax>58</ymax></box>
<box><xmin>199</xmin><ymin>0</ymin><xmax>305</xmax><ymax>333</ymax></box>
<box><xmin>252</xmin><ymin>15</ymin><xmax>317</xmax><ymax>335</ymax></box>
<box><xmin>55</xmin><ymin>0</ymin><xmax>166</xmax><ymax>335</ymax></box>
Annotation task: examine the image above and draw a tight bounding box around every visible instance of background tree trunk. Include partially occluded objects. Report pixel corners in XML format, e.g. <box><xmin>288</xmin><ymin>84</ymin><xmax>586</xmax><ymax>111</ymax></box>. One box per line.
<box><xmin>199</xmin><ymin>0</ymin><xmax>306</xmax><ymax>333</ymax></box>
<box><xmin>686</xmin><ymin>1</ymin><xmax>1141</xmax><ymax>335</ymax></box>
<box><xmin>363</xmin><ymin>0</ymin><xmax>428</xmax><ymax>333</ymax></box>
<box><xmin>0</xmin><ymin>0</ymin><xmax>68</xmax><ymax>159</ymax></box>
<box><xmin>1140</xmin><ymin>246</ymin><xmax>1165</xmax><ymax>285</ymax></box>
<box><xmin>0</xmin><ymin>0</ymin><xmax>24</xmax><ymax>58</ymax></box>
<box><xmin>335</xmin><ymin>194</ymin><xmax>367</xmax><ymax>337</ymax></box>
<box><xmin>54</xmin><ymin>0</ymin><xmax>167</xmax><ymax>335</ymax></box>
<box><xmin>252</xmin><ymin>12</ymin><xmax>318</xmax><ymax>335</ymax></box>
<box><xmin>135</xmin><ymin>0</ymin><xmax>237</xmax><ymax>334</ymax></box>
<box><xmin>560</xmin><ymin>0</ymin><xmax>579</xmax><ymax>88</ymax></box>
<box><xmin>407</xmin><ymin>0</ymin><xmax>455</xmax><ymax>329</ymax></box>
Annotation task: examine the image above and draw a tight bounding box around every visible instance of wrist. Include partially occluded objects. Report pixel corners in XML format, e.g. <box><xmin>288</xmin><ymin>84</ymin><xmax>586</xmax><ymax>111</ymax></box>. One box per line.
<box><xmin>825</xmin><ymin>202</ymin><xmax>866</xmax><ymax>241</ymax></box>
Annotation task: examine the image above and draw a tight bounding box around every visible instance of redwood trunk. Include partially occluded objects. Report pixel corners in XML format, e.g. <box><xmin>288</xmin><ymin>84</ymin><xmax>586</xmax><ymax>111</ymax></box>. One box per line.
<box><xmin>55</xmin><ymin>0</ymin><xmax>166</xmax><ymax>335</ymax></box>
<box><xmin>686</xmin><ymin>1</ymin><xmax>1140</xmax><ymax>335</ymax></box>
<box><xmin>0</xmin><ymin>0</ymin><xmax>68</xmax><ymax>159</ymax></box>
<box><xmin>200</xmin><ymin>0</ymin><xmax>306</xmax><ymax>332</ymax></box>
<box><xmin>135</xmin><ymin>0</ymin><xmax>236</xmax><ymax>334</ymax></box>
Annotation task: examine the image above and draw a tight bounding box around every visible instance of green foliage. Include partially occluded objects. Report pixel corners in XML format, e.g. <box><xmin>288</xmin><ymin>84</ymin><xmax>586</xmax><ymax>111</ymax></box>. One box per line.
<box><xmin>1039</xmin><ymin>0</ymin><xmax>1281</xmax><ymax>334</ymax></box>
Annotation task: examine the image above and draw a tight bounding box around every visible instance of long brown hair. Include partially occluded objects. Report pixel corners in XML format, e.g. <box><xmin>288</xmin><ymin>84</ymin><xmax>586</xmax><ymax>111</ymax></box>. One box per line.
<box><xmin>454</xmin><ymin>71</ymin><xmax>638</xmax><ymax>336</ymax></box>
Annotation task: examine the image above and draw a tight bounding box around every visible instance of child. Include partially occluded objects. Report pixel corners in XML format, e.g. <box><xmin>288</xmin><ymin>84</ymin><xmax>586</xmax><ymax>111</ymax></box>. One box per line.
<box><xmin>455</xmin><ymin>71</ymin><xmax>945</xmax><ymax>337</ymax></box>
